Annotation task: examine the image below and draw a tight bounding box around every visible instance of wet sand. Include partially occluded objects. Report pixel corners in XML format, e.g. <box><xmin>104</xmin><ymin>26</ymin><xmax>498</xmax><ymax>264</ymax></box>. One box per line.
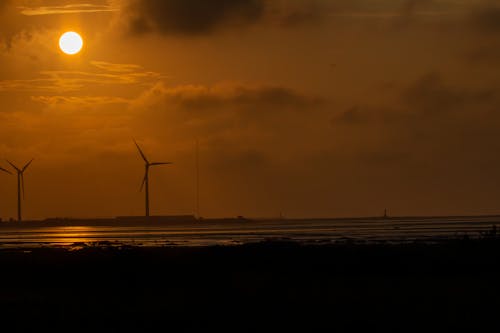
<box><xmin>1</xmin><ymin>239</ymin><xmax>500</xmax><ymax>331</ymax></box>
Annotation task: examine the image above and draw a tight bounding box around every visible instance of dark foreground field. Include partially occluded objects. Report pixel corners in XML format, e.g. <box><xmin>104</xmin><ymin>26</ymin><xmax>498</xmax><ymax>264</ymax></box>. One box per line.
<box><xmin>1</xmin><ymin>239</ymin><xmax>500</xmax><ymax>332</ymax></box>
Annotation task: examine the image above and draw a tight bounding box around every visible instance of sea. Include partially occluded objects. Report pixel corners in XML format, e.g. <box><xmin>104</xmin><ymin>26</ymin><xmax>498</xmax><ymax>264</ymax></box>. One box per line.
<box><xmin>0</xmin><ymin>215</ymin><xmax>498</xmax><ymax>249</ymax></box>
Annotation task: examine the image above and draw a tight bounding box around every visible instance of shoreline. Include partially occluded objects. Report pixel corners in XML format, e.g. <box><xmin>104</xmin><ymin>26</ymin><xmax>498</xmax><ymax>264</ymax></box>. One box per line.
<box><xmin>1</xmin><ymin>213</ymin><xmax>500</xmax><ymax>228</ymax></box>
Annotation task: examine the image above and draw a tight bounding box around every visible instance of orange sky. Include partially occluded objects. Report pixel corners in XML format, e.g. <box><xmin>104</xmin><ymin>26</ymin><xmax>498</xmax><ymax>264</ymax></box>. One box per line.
<box><xmin>1</xmin><ymin>0</ymin><xmax>500</xmax><ymax>219</ymax></box>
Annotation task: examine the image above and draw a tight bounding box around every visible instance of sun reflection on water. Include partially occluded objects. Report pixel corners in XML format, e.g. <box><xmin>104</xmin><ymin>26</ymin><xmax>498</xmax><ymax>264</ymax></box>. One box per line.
<box><xmin>53</xmin><ymin>226</ymin><xmax>94</xmax><ymax>245</ymax></box>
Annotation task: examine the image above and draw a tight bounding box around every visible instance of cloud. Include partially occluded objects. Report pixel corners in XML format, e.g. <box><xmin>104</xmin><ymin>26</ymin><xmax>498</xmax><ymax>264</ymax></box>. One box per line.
<box><xmin>469</xmin><ymin>3</ymin><xmax>500</xmax><ymax>33</ymax></box>
<box><xmin>0</xmin><ymin>62</ymin><xmax>163</xmax><ymax>92</ymax></box>
<box><xmin>120</xmin><ymin>0</ymin><xmax>334</xmax><ymax>36</ymax></box>
<box><xmin>132</xmin><ymin>82</ymin><xmax>321</xmax><ymax>123</ymax></box>
<box><xmin>116</xmin><ymin>0</ymin><xmax>475</xmax><ymax>38</ymax></box>
<box><xmin>23</xmin><ymin>81</ymin><xmax>322</xmax><ymax>162</ymax></box>
<box><xmin>266</xmin><ymin>1</ymin><xmax>325</xmax><ymax>27</ymax></box>
<box><xmin>31</xmin><ymin>95</ymin><xmax>130</xmax><ymax>106</ymax></box>
<box><xmin>403</xmin><ymin>72</ymin><xmax>495</xmax><ymax>114</ymax></box>
<box><xmin>90</xmin><ymin>60</ymin><xmax>144</xmax><ymax>73</ymax></box>
<box><xmin>334</xmin><ymin>106</ymin><xmax>365</xmax><ymax>124</ymax></box>
<box><xmin>329</xmin><ymin>71</ymin><xmax>500</xmax><ymax>172</ymax></box>
<box><xmin>19</xmin><ymin>4</ymin><xmax>118</xmax><ymax>16</ymax></box>
<box><xmin>120</xmin><ymin>0</ymin><xmax>455</xmax><ymax>37</ymax></box>
<box><xmin>130</xmin><ymin>82</ymin><xmax>323</xmax><ymax>165</ymax></box>
<box><xmin>123</xmin><ymin>0</ymin><xmax>266</xmax><ymax>36</ymax></box>
<box><xmin>461</xmin><ymin>3</ymin><xmax>500</xmax><ymax>65</ymax></box>
<box><xmin>333</xmin><ymin>72</ymin><xmax>498</xmax><ymax>128</ymax></box>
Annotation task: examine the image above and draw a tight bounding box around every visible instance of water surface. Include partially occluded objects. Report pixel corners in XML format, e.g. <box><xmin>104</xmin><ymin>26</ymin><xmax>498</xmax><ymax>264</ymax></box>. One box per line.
<box><xmin>0</xmin><ymin>216</ymin><xmax>498</xmax><ymax>248</ymax></box>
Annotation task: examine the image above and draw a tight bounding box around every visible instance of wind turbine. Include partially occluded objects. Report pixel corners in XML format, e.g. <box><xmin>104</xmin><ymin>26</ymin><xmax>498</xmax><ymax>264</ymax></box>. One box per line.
<box><xmin>134</xmin><ymin>140</ymin><xmax>171</xmax><ymax>218</ymax></box>
<box><xmin>6</xmin><ymin>159</ymin><xmax>33</xmax><ymax>222</ymax></box>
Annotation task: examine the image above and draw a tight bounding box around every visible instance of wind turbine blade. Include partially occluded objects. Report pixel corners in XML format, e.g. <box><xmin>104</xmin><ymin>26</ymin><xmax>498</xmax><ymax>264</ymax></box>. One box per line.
<box><xmin>0</xmin><ymin>166</ymin><xmax>12</xmax><ymax>175</ymax></box>
<box><xmin>6</xmin><ymin>160</ymin><xmax>20</xmax><ymax>172</ymax></box>
<box><xmin>150</xmin><ymin>162</ymin><xmax>172</xmax><ymax>166</ymax></box>
<box><xmin>134</xmin><ymin>140</ymin><xmax>149</xmax><ymax>164</ymax></box>
<box><xmin>22</xmin><ymin>159</ymin><xmax>34</xmax><ymax>172</ymax></box>
<box><xmin>140</xmin><ymin>174</ymin><xmax>147</xmax><ymax>192</ymax></box>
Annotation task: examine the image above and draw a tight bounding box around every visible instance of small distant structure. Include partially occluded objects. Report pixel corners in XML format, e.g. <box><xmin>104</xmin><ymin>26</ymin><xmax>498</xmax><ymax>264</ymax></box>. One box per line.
<box><xmin>116</xmin><ymin>215</ymin><xmax>196</xmax><ymax>223</ymax></box>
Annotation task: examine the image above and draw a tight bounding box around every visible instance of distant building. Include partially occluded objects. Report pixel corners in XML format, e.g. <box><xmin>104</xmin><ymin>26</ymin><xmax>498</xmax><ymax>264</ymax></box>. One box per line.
<box><xmin>115</xmin><ymin>215</ymin><xmax>197</xmax><ymax>223</ymax></box>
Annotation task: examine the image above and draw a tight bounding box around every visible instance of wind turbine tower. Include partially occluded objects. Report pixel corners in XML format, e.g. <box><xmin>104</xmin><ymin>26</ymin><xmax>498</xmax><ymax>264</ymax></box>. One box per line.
<box><xmin>134</xmin><ymin>141</ymin><xmax>172</xmax><ymax>218</ymax></box>
<box><xmin>6</xmin><ymin>159</ymin><xmax>33</xmax><ymax>222</ymax></box>
<box><xmin>0</xmin><ymin>166</ymin><xmax>12</xmax><ymax>221</ymax></box>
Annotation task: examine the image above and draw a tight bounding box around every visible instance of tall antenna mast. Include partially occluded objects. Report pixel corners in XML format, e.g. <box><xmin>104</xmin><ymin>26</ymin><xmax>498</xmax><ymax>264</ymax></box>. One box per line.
<box><xmin>196</xmin><ymin>139</ymin><xmax>200</xmax><ymax>219</ymax></box>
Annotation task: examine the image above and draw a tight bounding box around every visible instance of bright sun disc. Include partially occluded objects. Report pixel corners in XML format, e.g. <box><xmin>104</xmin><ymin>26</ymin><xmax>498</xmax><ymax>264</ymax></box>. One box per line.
<box><xmin>59</xmin><ymin>32</ymin><xmax>83</xmax><ymax>55</ymax></box>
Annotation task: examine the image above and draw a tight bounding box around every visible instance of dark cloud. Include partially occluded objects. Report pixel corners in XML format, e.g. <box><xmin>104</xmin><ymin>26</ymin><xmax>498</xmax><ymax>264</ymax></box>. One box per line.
<box><xmin>328</xmin><ymin>71</ymin><xmax>500</xmax><ymax>179</ymax></box>
<box><xmin>122</xmin><ymin>0</ymin><xmax>330</xmax><ymax>36</ymax></box>
<box><xmin>470</xmin><ymin>4</ymin><xmax>500</xmax><ymax>33</ymax></box>
<box><xmin>132</xmin><ymin>82</ymin><xmax>321</xmax><ymax>153</ymax></box>
<box><xmin>404</xmin><ymin>72</ymin><xmax>495</xmax><ymax>114</ymax></box>
<box><xmin>135</xmin><ymin>83</ymin><xmax>320</xmax><ymax>116</ymax></box>
<box><xmin>334</xmin><ymin>106</ymin><xmax>365</xmax><ymax>124</ymax></box>
<box><xmin>278</xmin><ymin>7</ymin><xmax>322</xmax><ymax>27</ymax></box>
<box><xmin>267</xmin><ymin>1</ymin><xmax>325</xmax><ymax>28</ymax></box>
<box><xmin>124</xmin><ymin>0</ymin><xmax>265</xmax><ymax>36</ymax></box>
<box><xmin>333</xmin><ymin>72</ymin><xmax>498</xmax><ymax>128</ymax></box>
<box><xmin>457</xmin><ymin>3</ymin><xmax>500</xmax><ymax>66</ymax></box>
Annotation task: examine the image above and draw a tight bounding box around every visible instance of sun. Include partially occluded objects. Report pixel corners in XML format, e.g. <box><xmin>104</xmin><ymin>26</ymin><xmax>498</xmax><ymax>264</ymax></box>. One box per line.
<box><xmin>59</xmin><ymin>31</ymin><xmax>83</xmax><ymax>55</ymax></box>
